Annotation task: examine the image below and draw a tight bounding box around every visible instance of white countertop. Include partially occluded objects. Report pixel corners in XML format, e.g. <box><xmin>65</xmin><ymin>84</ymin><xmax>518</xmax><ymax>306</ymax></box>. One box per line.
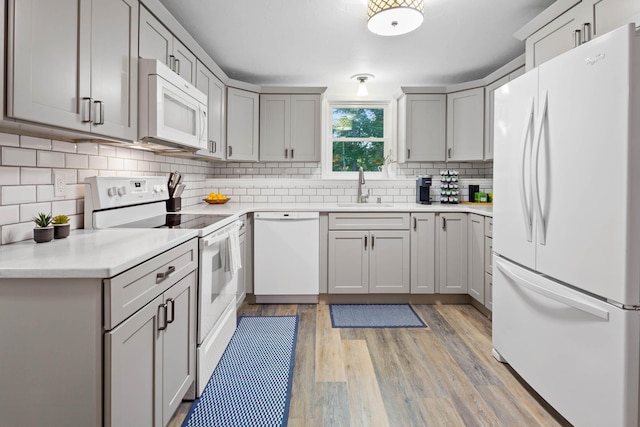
<box><xmin>0</xmin><ymin>229</ymin><xmax>197</xmax><ymax>279</ymax></box>
<box><xmin>181</xmin><ymin>201</ymin><xmax>493</xmax><ymax>217</ymax></box>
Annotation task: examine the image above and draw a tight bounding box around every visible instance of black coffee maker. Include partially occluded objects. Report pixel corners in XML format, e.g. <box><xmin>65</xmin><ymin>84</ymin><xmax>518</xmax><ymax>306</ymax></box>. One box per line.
<box><xmin>416</xmin><ymin>176</ymin><xmax>432</xmax><ymax>204</ymax></box>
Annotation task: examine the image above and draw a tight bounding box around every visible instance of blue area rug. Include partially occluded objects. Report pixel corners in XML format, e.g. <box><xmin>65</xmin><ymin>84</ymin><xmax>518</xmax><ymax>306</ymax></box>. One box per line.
<box><xmin>330</xmin><ymin>304</ymin><xmax>426</xmax><ymax>328</ymax></box>
<box><xmin>182</xmin><ymin>316</ymin><xmax>298</xmax><ymax>427</ymax></box>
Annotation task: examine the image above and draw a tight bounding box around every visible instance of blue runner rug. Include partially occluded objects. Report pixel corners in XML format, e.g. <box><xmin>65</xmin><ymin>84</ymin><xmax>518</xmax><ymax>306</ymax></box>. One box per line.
<box><xmin>330</xmin><ymin>304</ymin><xmax>426</xmax><ymax>328</ymax></box>
<box><xmin>182</xmin><ymin>315</ymin><xmax>298</xmax><ymax>427</ymax></box>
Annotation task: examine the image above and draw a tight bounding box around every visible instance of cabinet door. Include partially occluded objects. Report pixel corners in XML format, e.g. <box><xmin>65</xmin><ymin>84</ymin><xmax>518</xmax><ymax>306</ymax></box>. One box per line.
<box><xmin>593</xmin><ymin>0</ymin><xmax>640</xmax><ymax>36</ymax></box>
<box><xmin>484</xmin><ymin>76</ymin><xmax>509</xmax><ymax>161</ymax></box>
<box><xmin>400</xmin><ymin>94</ymin><xmax>446</xmax><ymax>162</ymax></box>
<box><xmin>139</xmin><ymin>6</ymin><xmax>172</xmax><ymax>66</ymax></box>
<box><xmin>104</xmin><ymin>295</ymin><xmax>163</xmax><ymax>427</ymax></box>
<box><xmin>90</xmin><ymin>0</ymin><xmax>138</xmax><ymax>140</ymax></box>
<box><xmin>467</xmin><ymin>214</ymin><xmax>485</xmax><ymax>303</ymax></box>
<box><xmin>8</xmin><ymin>0</ymin><xmax>91</xmax><ymax>131</ymax></box>
<box><xmin>162</xmin><ymin>272</ymin><xmax>196</xmax><ymax>426</ymax></box>
<box><xmin>172</xmin><ymin>39</ymin><xmax>197</xmax><ymax>85</ymax></box>
<box><xmin>259</xmin><ymin>95</ymin><xmax>290</xmax><ymax>161</ymax></box>
<box><xmin>484</xmin><ymin>272</ymin><xmax>493</xmax><ymax>311</ymax></box>
<box><xmin>227</xmin><ymin>87</ymin><xmax>259</xmax><ymax>161</ymax></box>
<box><xmin>369</xmin><ymin>230</ymin><xmax>410</xmax><ymax>293</ymax></box>
<box><xmin>446</xmin><ymin>88</ymin><xmax>485</xmax><ymax>161</ymax></box>
<box><xmin>484</xmin><ymin>236</ymin><xmax>493</xmax><ymax>274</ymax></box>
<box><xmin>410</xmin><ymin>213</ymin><xmax>436</xmax><ymax>294</ymax></box>
<box><xmin>328</xmin><ymin>231</ymin><xmax>368</xmax><ymax>293</ymax></box>
<box><xmin>525</xmin><ymin>4</ymin><xmax>591</xmax><ymax>70</ymax></box>
<box><xmin>196</xmin><ymin>62</ymin><xmax>226</xmax><ymax>157</ymax></box>
<box><xmin>290</xmin><ymin>95</ymin><xmax>321</xmax><ymax>161</ymax></box>
<box><xmin>438</xmin><ymin>213</ymin><xmax>468</xmax><ymax>293</ymax></box>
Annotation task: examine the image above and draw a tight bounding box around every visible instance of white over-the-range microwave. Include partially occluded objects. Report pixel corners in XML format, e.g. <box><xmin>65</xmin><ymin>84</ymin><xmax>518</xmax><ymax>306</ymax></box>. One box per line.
<box><xmin>138</xmin><ymin>58</ymin><xmax>207</xmax><ymax>150</ymax></box>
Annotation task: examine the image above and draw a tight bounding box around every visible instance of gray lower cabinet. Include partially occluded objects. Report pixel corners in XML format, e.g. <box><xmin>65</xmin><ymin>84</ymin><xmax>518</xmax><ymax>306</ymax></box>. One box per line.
<box><xmin>484</xmin><ymin>216</ymin><xmax>493</xmax><ymax>310</ymax></box>
<box><xmin>8</xmin><ymin>0</ymin><xmax>138</xmax><ymax>141</ymax></box>
<box><xmin>410</xmin><ymin>212</ymin><xmax>436</xmax><ymax>293</ymax></box>
<box><xmin>327</xmin><ymin>213</ymin><xmax>411</xmax><ymax>294</ymax></box>
<box><xmin>437</xmin><ymin>212</ymin><xmax>468</xmax><ymax>293</ymax></box>
<box><xmin>468</xmin><ymin>214</ymin><xmax>485</xmax><ymax>303</ymax></box>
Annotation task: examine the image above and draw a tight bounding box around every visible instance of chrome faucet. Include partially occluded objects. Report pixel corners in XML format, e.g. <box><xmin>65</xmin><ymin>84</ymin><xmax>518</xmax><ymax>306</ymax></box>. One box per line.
<box><xmin>357</xmin><ymin>167</ymin><xmax>369</xmax><ymax>203</ymax></box>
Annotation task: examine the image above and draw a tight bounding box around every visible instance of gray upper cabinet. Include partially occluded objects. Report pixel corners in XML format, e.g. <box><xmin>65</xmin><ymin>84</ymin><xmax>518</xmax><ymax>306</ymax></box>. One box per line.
<box><xmin>398</xmin><ymin>94</ymin><xmax>447</xmax><ymax>162</ymax></box>
<box><xmin>8</xmin><ymin>0</ymin><xmax>138</xmax><ymax>141</ymax></box>
<box><xmin>260</xmin><ymin>94</ymin><xmax>321</xmax><ymax>162</ymax></box>
<box><xmin>195</xmin><ymin>61</ymin><xmax>226</xmax><ymax>159</ymax></box>
<box><xmin>446</xmin><ymin>88</ymin><xmax>484</xmax><ymax>162</ymax></box>
<box><xmin>227</xmin><ymin>87</ymin><xmax>259</xmax><ymax>161</ymax></box>
<box><xmin>139</xmin><ymin>6</ymin><xmax>196</xmax><ymax>84</ymax></box>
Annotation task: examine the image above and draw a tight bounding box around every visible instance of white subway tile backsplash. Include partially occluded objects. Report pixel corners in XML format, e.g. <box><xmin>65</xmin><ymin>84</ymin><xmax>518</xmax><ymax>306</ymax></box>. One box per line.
<box><xmin>77</xmin><ymin>142</ymin><xmax>98</xmax><ymax>155</ymax></box>
<box><xmin>37</xmin><ymin>185</ymin><xmax>54</xmax><ymax>202</ymax></box>
<box><xmin>89</xmin><ymin>156</ymin><xmax>109</xmax><ymax>170</ymax></box>
<box><xmin>78</xmin><ymin>170</ymin><xmax>98</xmax><ymax>183</ymax></box>
<box><xmin>2</xmin><ymin>222</ymin><xmax>33</xmax><ymax>245</ymax></box>
<box><xmin>108</xmin><ymin>157</ymin><xmax>124</xmax><ymax>170</ymax></box>
<box><xmin>21</xmin><ymin>167</ymin><xmax>51</xmax><ymax>185</ymax></box>
<box><xmin>52</xmin><ymin>140</ymin><xmax>77</xmax><ymax>153</ymax></box>
<box><xmin>65</xmin><ymin>153</ymin><xmax>88</xmax><ymax>169</ymax></box>
<box><xmin>20</xmin><ymin>202</ymin><xmax>52</xmax><ymax>222</ymax></box>
<box><xmin>0</xmin><ymin>133</ymin><xmax>19</xmax><ymax>147</ymax></box>
<box><xmin>0</xmin><ymin>205</ymin><xmax>19</xmax><ymax>225</ymax></box>
<box><xmin>99</xmin><ymin>144</ymin><xmax>117</xmax><ymax>157</ymax></box>
<box><xmin>52</xmin><ymin>200</ymin><xmax>77</xmax><ymax>216</ymax></box>
<box><xmin>116</xmin><ymin>147</ymin><xmax>132</xmax><ymax>159</ymax></box>
<box><xmin>0</xmin><ymin>166</ymin><xmax>20</xmax><ymax>185</ymax></box>
<box><xmin>2</xmin><ymin>147</ymin><xmax>37</xmax><ymax>166</ymax></box>
<box><xmin>3</xmin><ymin>186</ymin><xmax>36</xmax><ymax>204</ymax></box>
<box><xmin>21</xmin><ymin>136</ymin><xmax>51</xmax><ymax>150</ymax></box>
<box><xmin>37</xmin><ymin>151</ymin><xmax>65</xmax><ymax>167</ymax></box>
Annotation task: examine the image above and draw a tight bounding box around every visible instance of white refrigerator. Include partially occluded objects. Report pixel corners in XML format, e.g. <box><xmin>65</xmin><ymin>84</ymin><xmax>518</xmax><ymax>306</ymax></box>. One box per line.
<box><xmin>492</xmin><ymin>24</ymin><xmax>640</xmax><ymax>427</ymax></box>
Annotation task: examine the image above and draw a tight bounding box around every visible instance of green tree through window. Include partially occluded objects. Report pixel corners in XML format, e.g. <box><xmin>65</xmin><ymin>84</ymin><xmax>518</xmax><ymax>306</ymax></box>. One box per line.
<box><xmin>331</xmin><ymin>107</ymin><xmax>385</xmax><ymax>172</ymax></box>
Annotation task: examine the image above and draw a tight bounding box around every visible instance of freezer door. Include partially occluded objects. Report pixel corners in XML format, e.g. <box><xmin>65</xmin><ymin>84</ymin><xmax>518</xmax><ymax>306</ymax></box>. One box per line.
<box><xmin>493</xmin><ymin>257</ymin><xmax>640</xmax><ymax>427</ymax></box>
<box><xmin>534</xmin><ymin>24</ymin><xmax>640</xmax><ymax>305</ymax></box>
<box><xmin>492</xmin><ymin>69</ymin><xmax>537</xmax><ymax>270</ymax></box>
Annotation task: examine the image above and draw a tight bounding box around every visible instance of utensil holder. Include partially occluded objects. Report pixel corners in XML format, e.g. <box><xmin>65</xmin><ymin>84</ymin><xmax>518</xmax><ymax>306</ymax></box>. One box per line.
<box><xmin>167</xmin><ymin>197</ymin><xmax>181</xmax><ymax>212</ymax></box>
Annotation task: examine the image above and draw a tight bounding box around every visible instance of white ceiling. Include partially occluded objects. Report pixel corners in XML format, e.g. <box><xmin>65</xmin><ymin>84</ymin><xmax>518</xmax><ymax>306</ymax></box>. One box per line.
<box><xmin>157</xmin><ymin>0</ymin><xmax>555</xmax><ymax>87</ymax></box>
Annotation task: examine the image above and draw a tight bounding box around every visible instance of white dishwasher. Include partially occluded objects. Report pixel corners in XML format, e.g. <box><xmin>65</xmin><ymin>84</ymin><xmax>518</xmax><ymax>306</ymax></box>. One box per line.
<box><xmin>254</xmin><ymin>212</ymin><xmax>319</xmax><ymax>303</ymax></box>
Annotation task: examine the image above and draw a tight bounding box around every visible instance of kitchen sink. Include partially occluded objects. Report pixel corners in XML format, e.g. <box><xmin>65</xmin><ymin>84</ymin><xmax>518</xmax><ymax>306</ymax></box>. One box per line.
<box><xmin>337</xmin><ymin>203</ymin><xmax>394</xmax><ymax>208</ymax></box>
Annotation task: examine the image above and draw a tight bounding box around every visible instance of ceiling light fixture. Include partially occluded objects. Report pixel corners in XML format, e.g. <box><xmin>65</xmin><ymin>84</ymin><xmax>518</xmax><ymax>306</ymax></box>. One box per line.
<box><xmin>367</xmin><ymin>0</ymin><xmax>424</xmax><ymax>36</ymax></box>
<box><xmin>352</xmin><ymin>74</ymin><xmax>374</xmax><ymax>97</ymax></box>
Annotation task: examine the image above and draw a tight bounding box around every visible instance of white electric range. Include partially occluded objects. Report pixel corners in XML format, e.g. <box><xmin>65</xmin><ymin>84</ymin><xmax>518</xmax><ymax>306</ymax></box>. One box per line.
<box><xmin>85</xmin><ymin>176</ymin><xmax>241</xmax><ymax>397</ymax></box>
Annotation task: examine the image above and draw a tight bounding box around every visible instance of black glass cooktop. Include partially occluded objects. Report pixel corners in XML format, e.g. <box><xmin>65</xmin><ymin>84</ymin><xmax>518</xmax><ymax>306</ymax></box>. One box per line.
<box><xmin>115</xmin><ymin>213</ymin><xmax>229</xmax><ymax>230</ymax></box>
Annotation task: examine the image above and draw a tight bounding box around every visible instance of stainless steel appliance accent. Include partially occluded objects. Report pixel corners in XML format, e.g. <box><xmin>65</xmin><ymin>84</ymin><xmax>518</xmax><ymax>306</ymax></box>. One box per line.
<box><xmin>85</xmin><ymin>176</ymin><xmax>239</xmax><ymax>398</ymax></box>
<box><xmin>416</xmin><ymin>175</ymin><xmax>431</xmax><ymax>204</ymax></box>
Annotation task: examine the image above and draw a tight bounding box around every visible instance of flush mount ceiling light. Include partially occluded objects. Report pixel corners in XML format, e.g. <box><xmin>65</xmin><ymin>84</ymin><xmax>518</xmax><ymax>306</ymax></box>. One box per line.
<box><xmin>367</xmin><ymin>0</ymin><xmax>424</xmax><ymax>36</ymax></box>
<box><xmin>352</xmin><ymin>74</ymin><xmax>374</xmax><ymax>96</ymax></box>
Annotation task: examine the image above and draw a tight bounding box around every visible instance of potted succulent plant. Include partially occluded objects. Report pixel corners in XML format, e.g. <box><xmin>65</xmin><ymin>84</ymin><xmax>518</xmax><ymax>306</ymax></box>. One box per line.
<box><xmin>52</xmin><ymin>214</ymin><xmax>70</xmax><ymax>239</ymax></box>
<box><xmin>32</xmin><ymin>212</ymin><xmax>53</xmax><ymax>243</ymax></box>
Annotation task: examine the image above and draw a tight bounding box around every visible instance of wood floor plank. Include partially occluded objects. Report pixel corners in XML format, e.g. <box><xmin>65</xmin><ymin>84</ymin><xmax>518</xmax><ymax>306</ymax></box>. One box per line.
<box><xmin>342</xmin><ymin>339</ymin><xmax>390</xmax><ymax>427</ymax></box>
<box><xmin>315</xmin><ymin>304</ymin><xmax>347</xmax><ymax>382</ymax></box>
<box><xmin>287</xmin><ymin>304</ymin><xmax>317</xmax><ymax>421</ymax></box>
<box><xmin>315</xmin><ymin>382</ymin><xmax>351</xmax><ymax>427</ymax></box>
<box><xmin>420</xmin><ymin>397</ymin><xmax>466</xmax><ymax>427</ymax></box>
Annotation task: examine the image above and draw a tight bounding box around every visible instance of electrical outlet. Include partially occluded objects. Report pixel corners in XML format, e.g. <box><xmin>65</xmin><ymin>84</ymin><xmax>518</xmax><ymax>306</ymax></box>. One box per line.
<box><xmin>54</xmin><ymin>173</ymin><xmax>66</xmax><ymax>197</ymax></box>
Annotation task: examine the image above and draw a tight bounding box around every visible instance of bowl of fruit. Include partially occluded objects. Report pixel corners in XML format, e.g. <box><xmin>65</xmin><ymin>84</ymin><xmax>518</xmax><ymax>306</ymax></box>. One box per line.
<box><xmin>203</xmin><ymin>193</ymin><xmax>230</xmax><ymax>204</ymax></box>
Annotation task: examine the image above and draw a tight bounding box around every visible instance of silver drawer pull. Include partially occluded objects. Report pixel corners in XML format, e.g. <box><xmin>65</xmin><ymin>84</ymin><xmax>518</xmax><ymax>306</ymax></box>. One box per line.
<box><xmin>156</xmin><ymin>265</ymin><xmax>176</xmax><ymax>283</ymax></box>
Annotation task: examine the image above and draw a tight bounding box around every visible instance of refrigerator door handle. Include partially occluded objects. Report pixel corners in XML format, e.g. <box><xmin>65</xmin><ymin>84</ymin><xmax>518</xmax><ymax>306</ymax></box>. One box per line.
<box><xmin>519</xmin><ymin>98</ymin><xmax>535</xmax><ymax>242</ymax></box>
<box><xmin>496</xmin><ymin>259</ymin><xmax>610</xmax><ymax>320</ymax></box>
<box><xmin>532</xmin><ymin>91</ymin><xmax>548</xmax><ymax>245</ymax></box>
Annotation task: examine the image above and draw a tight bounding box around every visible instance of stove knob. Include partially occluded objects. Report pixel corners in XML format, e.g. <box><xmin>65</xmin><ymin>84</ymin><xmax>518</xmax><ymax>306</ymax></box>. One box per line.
<box><xmin>117</xmin><ymin>186</ymin><xmax>126</xmax><ymax>196</ymax></box>
<box><xmin>107</xmin><ymin>187</ymin><xmax>117</xmax><ymax>197</ymax></box>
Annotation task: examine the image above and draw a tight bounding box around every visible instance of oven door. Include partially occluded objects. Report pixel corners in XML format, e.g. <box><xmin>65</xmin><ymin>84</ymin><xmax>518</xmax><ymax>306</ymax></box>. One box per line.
<box><xmin>198</xmin><ymin>229</ymin><xmax>237</xmax><ymax>344</ymax></box>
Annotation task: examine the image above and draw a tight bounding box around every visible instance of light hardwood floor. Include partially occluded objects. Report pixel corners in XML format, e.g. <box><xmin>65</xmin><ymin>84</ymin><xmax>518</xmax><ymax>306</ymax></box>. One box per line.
<box><xmin>169</xmin><ymin>303</ymin><xmax>570</xmax><ymax>427</ymax></box>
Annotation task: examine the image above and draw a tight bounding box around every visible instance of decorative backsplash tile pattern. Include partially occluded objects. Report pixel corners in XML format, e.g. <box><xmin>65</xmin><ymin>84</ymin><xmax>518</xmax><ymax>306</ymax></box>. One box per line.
<box><xmin>0</xmin><ymin>134</ymin><xmax>213</xmax><ymax>245</ymax></box>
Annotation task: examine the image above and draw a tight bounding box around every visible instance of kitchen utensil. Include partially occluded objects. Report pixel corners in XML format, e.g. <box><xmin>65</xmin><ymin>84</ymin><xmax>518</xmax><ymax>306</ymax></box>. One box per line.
<box><xmin>173</xmin><ymin>184</ymin><xmax>186</xmax><ymax>198</ymax></box>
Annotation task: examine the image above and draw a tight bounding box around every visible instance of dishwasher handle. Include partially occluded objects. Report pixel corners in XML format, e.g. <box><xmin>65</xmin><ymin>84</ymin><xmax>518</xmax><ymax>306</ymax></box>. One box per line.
<box><xmin>254</xmin><ymin>212</ymin><xmax>319</xmax><ymax>220</ymax></box>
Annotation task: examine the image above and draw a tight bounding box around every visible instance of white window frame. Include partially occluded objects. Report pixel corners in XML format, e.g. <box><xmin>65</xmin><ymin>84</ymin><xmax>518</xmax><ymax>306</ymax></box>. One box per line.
<box><xmin>322</xmin><ymin>100</ymin><xmax>395</xmax><ymax>179</ymax></box>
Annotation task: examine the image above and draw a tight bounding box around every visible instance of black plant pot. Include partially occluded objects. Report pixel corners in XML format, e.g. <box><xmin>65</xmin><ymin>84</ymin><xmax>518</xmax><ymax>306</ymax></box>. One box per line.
<box><xmin>54</xmin><ymin>224</ymin><xmax>70</xmax><ymax>239</ymax></box>
<box><xmin>33</xmin><ymin>227</ymin><xmax>54</xmax><ymax>243</ymax></box>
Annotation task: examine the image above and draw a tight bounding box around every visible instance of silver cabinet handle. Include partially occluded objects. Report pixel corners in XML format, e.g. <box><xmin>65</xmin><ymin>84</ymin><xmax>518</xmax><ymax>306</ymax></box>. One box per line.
<box><xmin>166</xmin><ymin>298</ymin><xmax>175</xmax><ymax>324</ymax></box>
<box><xmin>169</xmin><ymin>55</ymin><xmax>175</xmax><ymax>71</ymax></box>
<box><xmin>156</xmin><ymin>265</ymin><xmax>175</xmax><ymax>283</ymax></box>
<box><xmin>442</xmin><ymin>217</ymin><xmax>447</xmax><ymax>230</ymax></box>
<box><xmin>93</xmin><ymin>100</ymin><xmax>105</xmax><ymax>125</ymax></box>
<box><xmin>175</xmin><ymin>58</ymin><xmax>181</xmax><ymax>75</ymax></box>
<box><xmin>371</xmin><ymin>235</ymin><xmax>375</xmax><ymax>249</ymax></box>
<box><xmin>364</xmin><ymin>235</ymin><xmax>367</xmax><ymax>249</ymax></box>
<box><xmin>413</xmin><ymin>217</ymin><xmax>417</xmax><ymax>231</ymax></box>
<box><xmin>284</xmin><ymin>148</ymin><xmax>288</xmax><ymax>159</ymax></box>
<box><xmin>157</xmin><ymin>303</ymin><xmax>168</xmax><ymax>331</ymax></box>
<box><xmin>574</xmin><ymin>29</ymin><xmax>582</xmax><ymax>47</ymax></box>
<box><xmin>407</xmin><ymin>148</ymin><xmax>411</xmax><ymax>159</ymax></box>
<box><xmin>228</xmin><ymin>145</ymin><xmax>233</xmax><ymax>157</ymax></box>
<box><xmin>82</xmin><ymin>97</ymin><xmax>93</xmax><ymax>123</ymax></box>
<box><xmin>582</xmin><ymin>22</ymin><xmax>591</xmax><ymax>43</ymax></box>
<box><xmin>212</xmin><ymin>141</ymin><xmax>217</xmax><ymax>153</ymax></box>
<box><xmin>447</xmin><ymin>147</ymin><xmax>452</xmax><ymax>159</ymax></box>
<box><xmin>291</xmin><ymin>148</ymin><xmax>294</xmax><ymax>159</ymax></box>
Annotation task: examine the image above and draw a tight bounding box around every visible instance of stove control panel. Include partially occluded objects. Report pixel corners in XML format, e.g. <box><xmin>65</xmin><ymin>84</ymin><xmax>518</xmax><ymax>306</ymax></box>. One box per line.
<box><xmin>85</xmin><ymin>176</ymin><xmax>169</xmax><ymax>211</ymax></box>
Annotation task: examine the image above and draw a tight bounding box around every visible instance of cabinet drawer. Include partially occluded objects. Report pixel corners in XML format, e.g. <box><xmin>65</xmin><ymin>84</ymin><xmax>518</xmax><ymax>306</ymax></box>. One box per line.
<box><xmin>104</xmin><ymin>239</ymin><xmax>198</xmax><ymax>329</ymax></box>
<box><xmin>484</xmin><ymin>216</ymin><xmax>493</xmax><ymax>237</ymax></box>
<box><xmin>484</xmin><ymin>272</ymin><xmax>492</xmax><ymax>311</ymax></box>
<box><xmin>484</xmin><ymin>236</ymin><xmax>493</xmax><ymax>274</ymax></box>
<box><xmin>329</xmin><ymin>212</ymin><xmax>410</xmax><ymax>230</ymax></box>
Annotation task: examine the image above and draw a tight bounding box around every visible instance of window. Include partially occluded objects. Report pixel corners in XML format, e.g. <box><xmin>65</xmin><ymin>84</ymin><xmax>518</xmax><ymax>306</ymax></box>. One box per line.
<box><xmin>324</xmin><ymin>102</ymin><xmax>391</xmax><ymax>177</ymax></box>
